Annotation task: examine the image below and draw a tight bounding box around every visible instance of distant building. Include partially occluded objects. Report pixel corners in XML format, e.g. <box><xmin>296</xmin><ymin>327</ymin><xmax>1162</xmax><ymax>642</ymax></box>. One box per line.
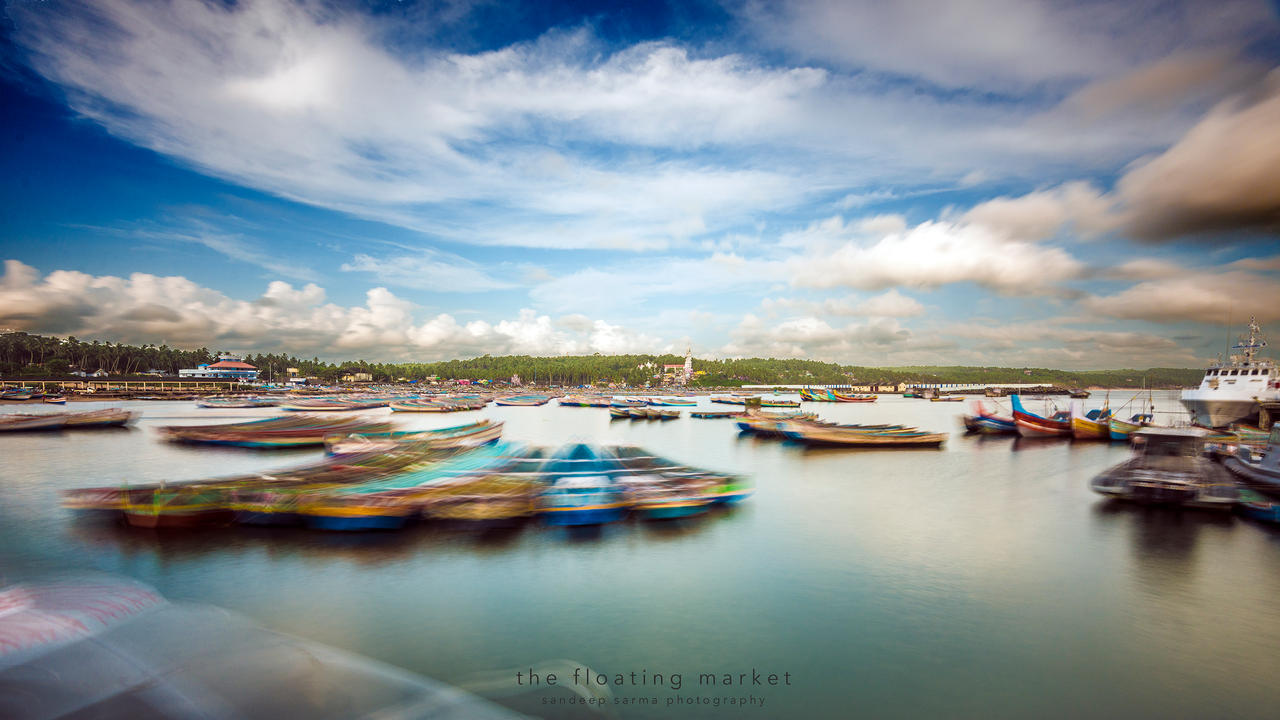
<box><xmin>341</xmin><ymin>372</ymin><xmax>373</xmax><ymax>383</ymax></box>
<box><xmin>660</xmin><ymin>348</ymin><xmax>695</xmax><ymax>385</ymax></box>
<box><xmin>179</xmin><ymin>353</ymin><xmax>258</xmax><ymax>381</ymax></box>
<box><xmin>89</xmin><ymin>369</ymin><xmax>109</xmax><ymax>378</ymax></box>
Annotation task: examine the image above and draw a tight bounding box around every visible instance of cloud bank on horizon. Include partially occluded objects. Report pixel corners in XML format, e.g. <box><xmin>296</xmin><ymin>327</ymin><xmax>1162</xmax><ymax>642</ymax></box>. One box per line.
<box><xmin>1</xmin><ymin>0</ymin><xmax>1278</xmax><ymax>368</ymax></box>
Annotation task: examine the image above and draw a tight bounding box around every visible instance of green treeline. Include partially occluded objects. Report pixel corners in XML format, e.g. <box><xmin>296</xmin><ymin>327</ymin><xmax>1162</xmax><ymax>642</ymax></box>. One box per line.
<box><xmin>0</xmin><ymin>332</ymin><xmax>1204</xmax><ymax>387</ymax></box>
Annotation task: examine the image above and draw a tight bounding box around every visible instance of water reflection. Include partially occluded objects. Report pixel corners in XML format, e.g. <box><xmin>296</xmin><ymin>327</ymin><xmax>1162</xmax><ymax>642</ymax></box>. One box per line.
<box><xmin>65</xmin><ymin>508</ymin><xmax>746</xmax><ymax>564</ymax></box>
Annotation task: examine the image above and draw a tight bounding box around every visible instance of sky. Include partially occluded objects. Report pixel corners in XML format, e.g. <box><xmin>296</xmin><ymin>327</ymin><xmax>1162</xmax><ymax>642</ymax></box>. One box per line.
<box><xmin>1</xmin><ymin>0</ymin><xmax>1278</xmax><ymax>369</ymax></box>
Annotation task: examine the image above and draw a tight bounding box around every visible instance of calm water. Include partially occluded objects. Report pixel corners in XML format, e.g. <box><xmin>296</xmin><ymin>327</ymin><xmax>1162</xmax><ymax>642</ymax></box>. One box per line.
<box><xmin>3</xmin><ymin>391</ymin><xmax>1280</xmax><ymax>719</ymax></box>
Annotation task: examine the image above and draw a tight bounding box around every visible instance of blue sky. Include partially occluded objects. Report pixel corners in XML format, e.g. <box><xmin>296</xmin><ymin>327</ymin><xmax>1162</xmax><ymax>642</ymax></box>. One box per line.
<box><xmin>1</xmin><ymin>0</ymin><xmax>1279</xmax><ymax>367</ymax></box>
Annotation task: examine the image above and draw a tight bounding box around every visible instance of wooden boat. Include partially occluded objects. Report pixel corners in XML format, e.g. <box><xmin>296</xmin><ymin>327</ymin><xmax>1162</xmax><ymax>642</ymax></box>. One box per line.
<box><xmin>0</xmin><ymin>413</ymin><xmax>70</xmax><ymax>432</ymax></box>
<box><xmin>535</xmin><ymin>444</ymin><xmax>630</xmax><ymax>526</ymax></box>
<box><xmin>43</xmin><ymin>396</ymin><xmax>66</xmax><ymax>404</ymax></box>
<box><xmin>628</xmin><ymin>407</ymin><xmax>678</xmax><ymax>420</ymax></box>
<box><xmin>646</xmin><ymin>397</ymin><xmax>696</xmax><ymax>406</ymax></box>
<box><xmin>1236</xmin><ymin>488</ymin><xmax>1280</xmax><ymax>524</ymax></box>
<box><xmin>158</xmin><ymin>414</ymin><xmax>390</xmax><ymax>448</ymax></box>
<box><xmin>389</xmin><ymin>397</ymin><xmax>487</xmax><ymax>412</ymax></box>
<box><xmin>620</xmin><ymin>475</ymin><xmax>716</xmax><ymax>519</ymax></box>
<box><xmin>1010</xmin><ymin>394</ymin><xmax>1071</xmax><ymax>438</ymax></box>
<box><xmin>610</xmin><ymin>398</ymin><xmax>647</xmax><ymax>408</ymax></box>
<box><xmin>422</xmin><ymin>474</ymin><xmax>540</xmax><ymax>526</ymax></box>
<box><xmin>558</xmin><ymin>396</ymin><xmax>612</xmax><ymax>407</ymax></box>
<box><xmin>690</xmin><ymin>410</ymin><xmax>746</xmax><ymax>419</ymax></box>
<box><xmin>494</xmin><ymin>394</ymin><xmax>550</xmax><ymax>406</ymax></box>
<box><xmin>1091</xmin><ymin>427</ymin><xmax>1237</xmax><ymax>509</ymax></box>
<box><xmin>1070</xmin><ymin>401</ymin><xmax>1113</xmax><ymax>440</ymax></box>
<box><xmin>279</xmin><ymin>397</ymin><xmax>390</xmax><ymax>411</ymax></box>
<box><xmin>1109</xmin><ymin>413</ymin><xmax>1153</xmax><ymax>441</ymax></box>
<box><xmin>196</xmin><ymin>397</ymin><xmax>279</xmax><ymax>409</ymax></box>
<box><xmin>65</xmin><ymin>408</ymin><xmax>137</xmax><ymax>428</ymax></box>
<box><xmin>122</xmin><ymin>485</ymin><xmax>236</xmax><ymax>528</ymax></box>
<box><xmin>299</xmin><ymin>443</ymin><xmax>537</xmax><ymax>530</ymax></box>
<box><xmin>325</xmin><ymin>419</ymin><xmax>503</xmax><ymax>456</ymax></box>
<box><xmin>834</xmin><ymin>392</ymin><xmax>877</xmax><ymax>402</ymax></box>
<box><xmin>960</xmin><ymin>401</ymin><xmax>1017</xmax><ymax>435</ymax></box>
<box><xmin>609</xmin><ymin>406</ymin><xmax>632</xmax><ymax>419</ymax></box>
<box><xmin>781</xmin><ymin>423</ymin><xmax>946</xmax><ymax>448</ymax></box>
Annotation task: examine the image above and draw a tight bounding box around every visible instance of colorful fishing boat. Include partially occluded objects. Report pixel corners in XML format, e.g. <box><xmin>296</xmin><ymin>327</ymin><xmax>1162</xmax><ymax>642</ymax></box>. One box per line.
<box><xmin>782</xmin><ymin>423</ymin><xmax>946</xmax><ymax>448</ymax></box>
<box><xmin>690</xmin><ymin>409</ymin><xmax>746</xmax><ymax>419</ymax></box>
<box><xmin>299</xmin><ymin>443</ymin><xmax>530</xmax><ymax>530</ymax></box>
<box><xmin>960</xmin><ymin>401</ymin><xmax>1017</xmax><ymax>435</ymax></box>
<box><xmin>1236</xmin><ymin>488</ymin><xmax>1280</xmax><ymax>524</ymax></box>
<box><xmin>0</xmin><ymin>413</ymin><xmax>69</xmax><ymax>432</ymax></box>
<box><xmin>646</xmin><ymin>397</ymin><xmax>697</xmax><ymax>406</ymax></box>
<box><xmin>389</xmin><ymin>396</ymin><xmax>487</xmax><ymax>412</ymax></box>
<box><xmin>65</xmin><ymin>408</ymin><xmax>137</xmax><ymax>428</ymax></box>
<box><xmin>1070</xmin><ymin>401</ymin><xmax>1113</xmax><ymax>440</ymax></box>
<box><xmin>628</xmin><ymin>407</ymin><xmax>679</xmax><ymax>420</ymax></box>
<box><xmin>620</xmin><ymin>475</ymin><xmax>716</xmax><ymax>519</ymax></box>
<box><xmin>279</xmin><ymin>397</ymin><xmax>390</xmax><ymax>411</ymax></box>
<box><xmin>1010</xmin><ymin>394</ymin><xmax>1072</xmax><ymax>438</ymax></box>
<box><xmin>494</xmin><ymin>394</ymin><xmax>550</xmax><ymax>406</ymax></box>
<box><xmin>159</xmin><ymin>414</ymin><xmax>391</xmax><ymax>448</ymax></box>
<box><xmin>43</xmin><ymin>396</ymin><xmax>66</xmax><ymax>404</ymax></box>
<box><xmin>536</xmin><ymin>444</ymin><xmax>630</xmax><ymax>526</ymax></box>
<box><xmin>196</xmin><ymin>396</ymin><xmax>279</xmax><ymax>408</ymax></box>
<box><xmin>325</xmin><ymin>419</ymin><xmax>503</xmax><ymax>455</ymax></box>
<box><xmin>122</xmin><ymin>484</ymin><xmax>236</xmax><ymax>528</ymax></box>
<box><xmin>1108</xmin><ymin>413</ymin><xmax>1154</xmax><ymax>441</ymax></box>
<box><xmin>609</xmin><ymin>406</ymin><xmax>632</xmax><ymax>419</ymax></box>
<box><xmin>610</xmin><ymin>398</ymin><xmax>647</xmax><ymax>408</ymax></box>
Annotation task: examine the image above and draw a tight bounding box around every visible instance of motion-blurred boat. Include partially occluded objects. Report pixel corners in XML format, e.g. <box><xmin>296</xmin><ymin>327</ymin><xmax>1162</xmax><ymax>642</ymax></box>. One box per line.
<box><xmin>158</xmin><ymin>414</ymin><xmax>390</xmax><ymax>448</ymax></box>
<box><xmin>1090</xmin><ymin>427</ymin><xmax>1237</xmax><ymax>509</ymax></box>
<box><xmin>960</xmin><ymin>401</ymin><xmax>1017</xmax><ymax>435</ymax></box>
<box><xmin>1223</xmin><ymin>426</ymin><xmax>1280</xmax><ymax>494</ymax></box>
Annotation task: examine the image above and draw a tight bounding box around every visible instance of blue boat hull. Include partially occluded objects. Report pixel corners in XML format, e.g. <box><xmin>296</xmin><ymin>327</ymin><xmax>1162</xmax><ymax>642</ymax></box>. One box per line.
<box><xmin>235</xmin><ymin>510</ymin><xmax>301</xmax><ymax>526</ymax></box>
<box><xmin>541</xmin><ymin>506</ymin><xmax>627</xmax><ymax>526</ymax></box>
<box><xmin>304</xmin><ymin>514</ymin><xmax>409</xmax><ymax>531</ymax></box>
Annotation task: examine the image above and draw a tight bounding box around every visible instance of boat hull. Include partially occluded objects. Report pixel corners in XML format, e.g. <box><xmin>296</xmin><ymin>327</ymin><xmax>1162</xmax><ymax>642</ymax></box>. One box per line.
<box><xmin>540</xmin><ymin>505</ymin><xmax>628</xmax><ymax>526</ymax></box>
<box><xmin>1071</xmin><ymin>416</ymin><xmax>1110</xmax><ymax>440</ymax></box>
<box><xmin>1180</xmin><ymin>395</ymin><xmax>1265</xmax><ymax>428</ymax></box>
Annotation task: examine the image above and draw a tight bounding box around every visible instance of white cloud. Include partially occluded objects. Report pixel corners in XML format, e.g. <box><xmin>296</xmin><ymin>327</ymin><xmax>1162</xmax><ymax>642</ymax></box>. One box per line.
<box><xmin>0</xmin><ymin>260</ymin><xmax>657</xmax><ymax>360</ymax></box>
<box><xmin>12</xmin><ymin>0</ymin><xmax>1262</xmax><ymax>255</ymax></box>
<box><xmin>1080</xmin><ymin>269</ymin><xmax>1280</xmax><ymax>324</ymax></box>
<box><xmin>962</xmin><ymin>181</ymin><xmax>1118</xmax><ymax>242</ymax></box>
<box><xmin>788</xmin><ymin>216</ymin><xmax>1084</xmax><ymax>295</ymax></box>
<box><xmin>743</xmin><ymin>0</ymin><xmax>1272</xmax><ymax>91</ymax></box>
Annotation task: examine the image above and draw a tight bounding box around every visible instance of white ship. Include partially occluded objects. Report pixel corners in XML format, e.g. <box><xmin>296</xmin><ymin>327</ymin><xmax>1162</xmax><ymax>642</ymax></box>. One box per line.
<box><xmin>1180</xmin><ymin>318</ymin><xmax>1279</xmax><ymax>427</ymax></box>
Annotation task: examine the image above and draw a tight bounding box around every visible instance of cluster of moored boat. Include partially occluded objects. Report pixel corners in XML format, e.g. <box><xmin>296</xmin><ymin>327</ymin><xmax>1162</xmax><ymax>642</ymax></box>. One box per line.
<box><xmin>0</xmin><ymin>387</ymin><xmax>66</xmax><ymax>403</ymax></box>
<box><xmin>1087</xmin><ymin>424</ymin><xmax>1280</xmax><ymax>524</ymax></box>
<box><xmin>62</xmin><ymin>421</ymin><xmax>749</xmax><ymax>530</ymax></box>
<box><xmin>798</xmin><ymin>388</ymin><xmax>876</xmax><ymax>402</ymax></box>
<box><xmin>963</xmin><ymin>395</ymin><xmax>1192</xmax><ymax>442</ymax></box>
<box><xmin>0</xmin><ymin>408</ymin><xmax>135</xmax><ymax>432</ymax></box>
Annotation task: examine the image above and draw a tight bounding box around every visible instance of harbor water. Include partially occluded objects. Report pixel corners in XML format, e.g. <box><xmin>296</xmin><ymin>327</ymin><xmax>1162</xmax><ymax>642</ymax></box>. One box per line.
<box><xmin>3</xmin><ymin>391</ymin><xmax>1280</xmax><ymax>719</ymax></box>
